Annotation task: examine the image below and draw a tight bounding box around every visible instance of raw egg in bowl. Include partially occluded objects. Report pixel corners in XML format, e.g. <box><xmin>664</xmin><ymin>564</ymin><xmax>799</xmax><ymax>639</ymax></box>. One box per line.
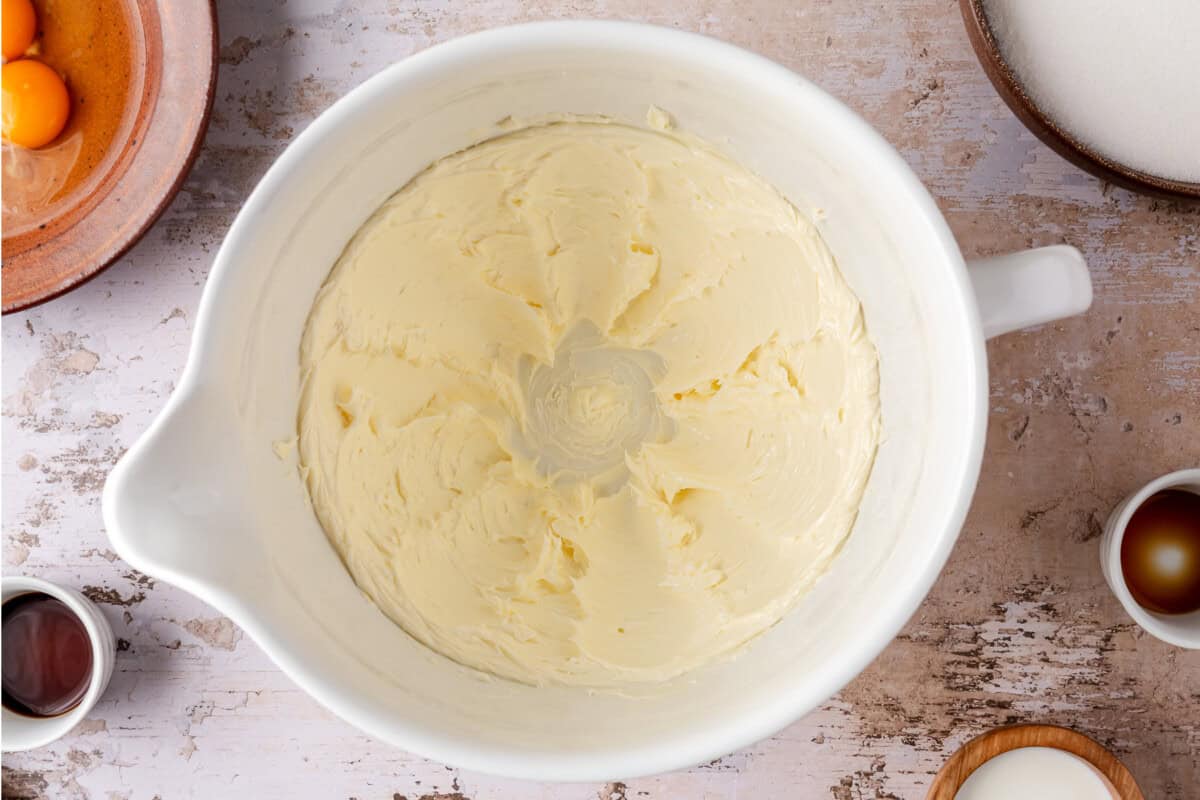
<box><xmin>0</xmin><ymin>0</ymin><xmax>217</xmax><ymax>313</ymax></box>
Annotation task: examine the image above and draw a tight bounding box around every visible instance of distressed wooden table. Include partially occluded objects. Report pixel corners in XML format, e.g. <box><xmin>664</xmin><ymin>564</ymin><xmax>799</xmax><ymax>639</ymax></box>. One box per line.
<box><xmin>3</xmin><ymin>1</ymin><xmax>1198</xmax><ymax>798</ymax></box>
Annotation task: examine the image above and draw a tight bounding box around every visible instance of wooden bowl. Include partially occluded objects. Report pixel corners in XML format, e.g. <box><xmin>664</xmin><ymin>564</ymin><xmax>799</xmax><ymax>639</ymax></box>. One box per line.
<box><xmin>959</xmin><ymin>0</ymin><xmax>1200</xmax><ymax>201</ymax></box>
<box><xmin>1</xmin><ymin>0</ymin><xmax>217</xmax><ymax>314</ymax></box>
<box><xmin>927</xmin><ymin>724</ymin><xmax>1145</xmax><ymax>799</ymax></box>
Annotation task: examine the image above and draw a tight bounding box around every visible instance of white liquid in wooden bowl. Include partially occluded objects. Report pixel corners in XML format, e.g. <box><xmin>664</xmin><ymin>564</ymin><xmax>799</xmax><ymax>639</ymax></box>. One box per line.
<box><xmin>956</xmin><ymin>746</ymin><xmax>1117</xmax><ymax>800</ymax></box>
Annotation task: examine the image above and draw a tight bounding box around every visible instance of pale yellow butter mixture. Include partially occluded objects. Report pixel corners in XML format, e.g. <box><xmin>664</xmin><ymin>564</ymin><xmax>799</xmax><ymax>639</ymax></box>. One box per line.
<box><xmin>298</xmin><ymin>117</ymin><xmax>880</xmax><ymax>686</ymax></box>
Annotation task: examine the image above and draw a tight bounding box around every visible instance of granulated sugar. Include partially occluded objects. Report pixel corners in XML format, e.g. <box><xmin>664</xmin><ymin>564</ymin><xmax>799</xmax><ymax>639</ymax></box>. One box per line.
<box><xmin>985</xmin><ymin>0</ymin><xmax>1200</xmax><ymax>183</ymax></box>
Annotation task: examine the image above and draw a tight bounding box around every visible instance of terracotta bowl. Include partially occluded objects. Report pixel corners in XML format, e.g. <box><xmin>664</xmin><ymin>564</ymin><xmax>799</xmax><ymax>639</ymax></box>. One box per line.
<box><xmin>960</xmin><ymin>0</ymin><xmax>1200</xmax><ymax>201</ymax></box>
<box><xmin>927</xmin><ymin>724</ymin><xmax>1145</xmax><ymax>799</ymax></box>
<box><xmin>1</xmin><ymin>0</ymin><xmax>217</xmax><ymax>314</ymax></box>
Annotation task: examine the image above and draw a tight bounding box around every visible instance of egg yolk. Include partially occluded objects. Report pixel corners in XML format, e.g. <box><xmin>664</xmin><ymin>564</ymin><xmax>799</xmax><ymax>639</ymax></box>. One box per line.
<box><xmin>2</xmin><ymin>58</ymin><xmax>69</xmax><ymax>148</ymax></box>
<box><xmin>2</xmin><ymin>0</ymin><xmax>37</xmax><ymax>61</ymax></box>
<box><xmin>1</xmin><ymin>0</ymin><xmax>36</xmax><ymax>62</ymax></box>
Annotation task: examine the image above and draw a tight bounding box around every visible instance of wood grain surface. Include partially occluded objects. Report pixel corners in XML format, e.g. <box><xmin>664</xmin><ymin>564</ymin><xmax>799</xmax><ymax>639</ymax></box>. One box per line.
<box><xmin>3</xmin><ymin>1</ymin><xmax>1198</xmax><ymax>798</ymax></box>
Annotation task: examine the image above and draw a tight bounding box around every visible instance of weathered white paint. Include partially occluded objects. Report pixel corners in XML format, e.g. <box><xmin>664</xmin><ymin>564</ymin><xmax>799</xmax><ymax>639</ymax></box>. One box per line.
<box><xmin>3</xmin><ymin>1</ymin><xmax>1198</xmax><ymax>798</ymax></box>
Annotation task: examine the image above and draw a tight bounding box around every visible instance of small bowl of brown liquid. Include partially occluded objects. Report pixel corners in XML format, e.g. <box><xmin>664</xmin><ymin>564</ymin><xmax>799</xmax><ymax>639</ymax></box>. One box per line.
<box><xmin>1101</xmin><ymin>468</ymin><xmax>1200</xmax><ymax>650</ymax></box>
<box><xmin>1</xmin><ymin>575</ymin><xmax>115</xmax><ymax>751</ymax></box>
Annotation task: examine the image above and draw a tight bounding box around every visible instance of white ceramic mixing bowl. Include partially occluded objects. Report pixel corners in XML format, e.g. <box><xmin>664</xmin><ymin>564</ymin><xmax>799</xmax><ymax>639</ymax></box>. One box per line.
<box><xmin>102</xmin><ymin>22</ymin><xmax>1091</xmax><ymax>781</ymax></box>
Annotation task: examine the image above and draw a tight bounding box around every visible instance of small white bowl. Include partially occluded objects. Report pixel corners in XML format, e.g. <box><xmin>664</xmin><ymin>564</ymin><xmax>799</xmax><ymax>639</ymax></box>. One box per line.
<box><xmin>1100</xmin><ymin>468</ymin><xmax>1200</xmax><ymax>649</ymax></box>
<box><xmin>1</xmin><ymin>576</ymin><xmax>117</xmax><ymax>751</ymax></box>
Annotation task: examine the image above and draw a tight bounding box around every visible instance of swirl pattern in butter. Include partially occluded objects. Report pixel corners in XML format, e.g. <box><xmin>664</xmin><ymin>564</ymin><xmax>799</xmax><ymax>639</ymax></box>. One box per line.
<box><xmin>298</xmin><ymin>119</ymin><xmax>880</xmax><ymax>686</ymax></box>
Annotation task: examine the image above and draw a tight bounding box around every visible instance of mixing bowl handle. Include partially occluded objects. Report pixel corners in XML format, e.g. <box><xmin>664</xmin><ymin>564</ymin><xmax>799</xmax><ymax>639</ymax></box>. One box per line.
<box><xmin>966</xmin><ymin>245</ymin><xmax>1092</xmax><ymax>339</ymax></box>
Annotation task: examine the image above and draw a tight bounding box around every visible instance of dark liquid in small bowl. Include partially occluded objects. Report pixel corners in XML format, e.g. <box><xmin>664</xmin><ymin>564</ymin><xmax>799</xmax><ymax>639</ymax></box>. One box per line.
<box><xmin>1121</xmin><ymin>490</ymin><xmax>1200</xmax><ymax>616</ymax></box>
<box><xmin>1</xmin><ymin>592</ymin><xmax>93</xmax><ymax>717</ymax></box>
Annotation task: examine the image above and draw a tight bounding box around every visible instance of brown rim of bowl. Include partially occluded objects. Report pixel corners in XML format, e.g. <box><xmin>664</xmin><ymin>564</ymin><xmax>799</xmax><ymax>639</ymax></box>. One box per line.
<box><xmin>926</xmin><ymin>723</ymin><xmax>1145</xmax><ymax>800</ymax></box>
<box><xmin>1</xmin><ymin>0</ymin><xmax>219</xmax><ymax>314</ymax></box>
<box><xmin>960</xmin><ymin>0</ymin><xmax>1200</xmax><ymax>202</ymax></box>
